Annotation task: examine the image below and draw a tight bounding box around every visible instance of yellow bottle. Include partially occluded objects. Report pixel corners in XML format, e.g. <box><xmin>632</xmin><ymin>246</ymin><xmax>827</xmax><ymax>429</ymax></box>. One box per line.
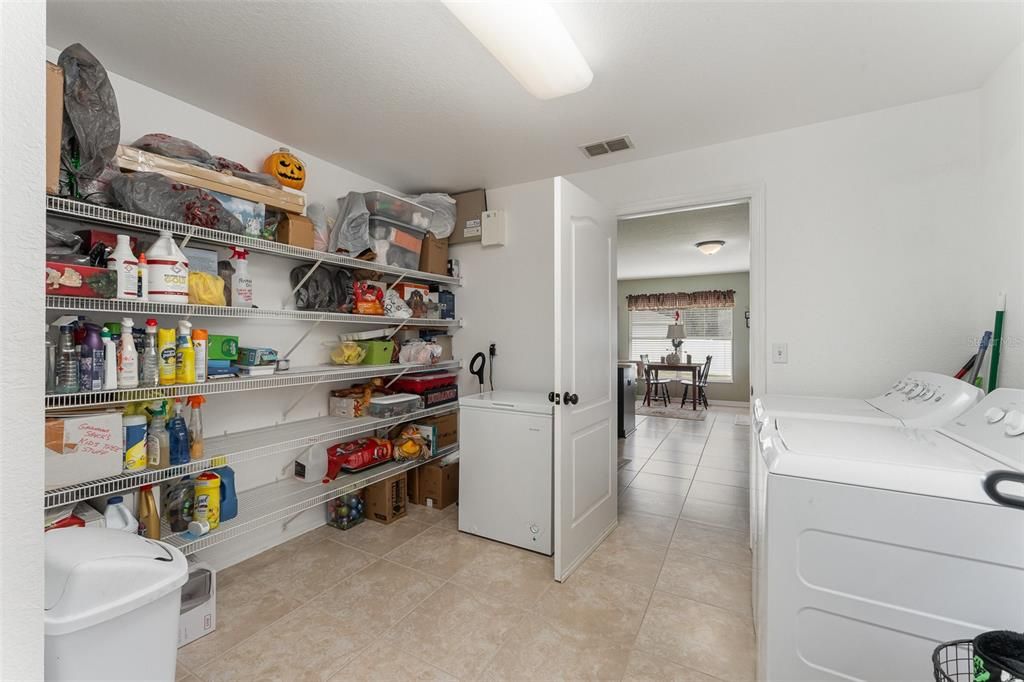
<box><xmin>157</xmin><ymin>328</ymin><xmax>176</xmax><ymax>386</ymax></box>
<box><xmin>193</xmin><ymin>471</ymin><xmax>221</xmax><ymax>529</ymax></box>
<box><xmin>175</xmin><ymin>320</ymin><xmax>196</xmax><ymax>384</ymax></box>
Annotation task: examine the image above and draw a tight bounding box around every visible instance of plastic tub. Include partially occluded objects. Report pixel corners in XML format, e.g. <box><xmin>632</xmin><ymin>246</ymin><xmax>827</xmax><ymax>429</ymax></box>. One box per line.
<box><xmin>390</xmin><ymin>372</ymin><xmax>458</xmax><ymax>394</ymax></box>
<box><xmin>360</xmin><ymin>340</ymin><xmax>395</xmax><ymax>365</ymax></box>
<box><xmin>367</xmin><ymin>394</ymin><xmax>422</xmax><ymax>418</ymax></box>
<box><xmin>368</xmin><ymin>216</ymin><xmax>426</xmax><ymax>270</ymax></box>
<box><xmin>363</xmin><ymin>191</ymin><xmax>435</xmax><ymax>229</ymax></box>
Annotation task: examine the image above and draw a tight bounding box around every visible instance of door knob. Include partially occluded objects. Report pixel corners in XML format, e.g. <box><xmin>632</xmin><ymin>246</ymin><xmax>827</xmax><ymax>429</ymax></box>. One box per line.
<box><xmin>548</xmin><ymin>392</ymin><xmax>561</xmax><ymax>405</ymax></box>
<box><xmin>563</xmin><ymin>392</ymin><xmax>579</xmax><ymax>405</ymax></box>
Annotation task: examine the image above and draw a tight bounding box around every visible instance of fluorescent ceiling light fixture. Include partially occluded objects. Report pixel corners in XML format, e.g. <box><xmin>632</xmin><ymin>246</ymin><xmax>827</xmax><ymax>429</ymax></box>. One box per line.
<box><xmin>696</xmin><ymin>240</ymin><xmax>726</xmax><ymax>255</ymax></box>
<box><xmin>443</xmin><ymin>0</ymin><xmax>593</xmax><ymax>100</ymax></box>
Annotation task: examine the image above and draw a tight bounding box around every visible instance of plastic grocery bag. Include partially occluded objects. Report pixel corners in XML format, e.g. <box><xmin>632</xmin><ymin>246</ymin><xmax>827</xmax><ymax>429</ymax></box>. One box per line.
<box><xmin>307</xmin><ymin>203</ymin><xmax>330</xmax><ymax>252</ymax></box>
<box><xmin>58</xmin><ymin>43</ymin><xmax>121</xmax><ymax>205</ymax></box>
<box><xmin>188</xmin><ymin>272</ymin><xmax>227</xmax><ymax>306</ymax></box>
<box><xmin>331</xmin><ymin>192</ymin><xmax>371</xmax><ymax>256</ymax></box>
<box><xmin>407</xmin><ymin>193</ymin><xmax>456</xmax><ymax>238</ymax></box>
<box><xmin>111</xmin><ymin>172</ymin><xmax>245</xmax><ymax>234</ymax></box>
<box><xmin>290</xmin><ymin>264</ymin><xmax>337</xmax><ymax>311</ymax></box>
<box><xmin>398</xmin><ymin>340</ymin><xmax>442</xmax><ymax>365</ymax></box>
<box><xmin>383</xmin><ymin>289</ymin><xmax>412</xmax><ymax>318</ymax></box>
<box><xmin>132</xmin><ymin>134</ymin><xmax>214</xmax><ymax>167</ymax></box>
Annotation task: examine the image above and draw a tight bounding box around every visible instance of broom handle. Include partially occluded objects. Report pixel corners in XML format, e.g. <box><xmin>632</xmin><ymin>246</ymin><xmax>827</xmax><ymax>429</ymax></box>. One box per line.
<box><xmin>988</xmin><ymin>292</ymin><xmax>1005</xmax><ymax>392</ymax></box>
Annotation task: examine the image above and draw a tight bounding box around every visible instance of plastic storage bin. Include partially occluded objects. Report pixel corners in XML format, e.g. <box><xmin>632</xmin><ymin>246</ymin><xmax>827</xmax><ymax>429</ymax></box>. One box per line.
<box><xmin>45</xmin><ymin>527</ymin><xmax>189</xmax><ymax>681</ymax></box>
<box><xmin>368</xmin><ymin>216</ymin><xmax>427</xmax><ymax>270</ymax></box>
<box><xmin>363</xmin><ymin>191</ymin><xmax>435</xmax><ymax>229</ymax></box>
<box><xmin>390</xmin><ymin>372</ymin><xmax>458</xmax><ymax>394</ymax></box>
<box><xmin>360</xmin><ymin>340</ymin><xmax>395</xmax><ymax>365</ymax></box>
<box><xmin>367</xmin><ymin>394</ymin><xmax>422</xmax><ymax>418</ymax></box>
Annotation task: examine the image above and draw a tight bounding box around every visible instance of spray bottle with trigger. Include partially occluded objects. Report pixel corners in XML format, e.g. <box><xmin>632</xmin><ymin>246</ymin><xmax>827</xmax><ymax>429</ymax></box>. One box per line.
<box><xmin>230</xmin><ymin>247</ymin><xmax>254</xmax><ymax>308</ymax></box>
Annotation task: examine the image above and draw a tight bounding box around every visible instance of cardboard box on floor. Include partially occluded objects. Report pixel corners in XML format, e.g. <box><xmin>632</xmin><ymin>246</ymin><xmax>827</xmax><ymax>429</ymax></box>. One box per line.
<box><xmin>364</xmin><ymin>472</ymin><xmax>407</xmax><ymax>524</ymax></box>
<box><xmin>449</xmin><ymin>189</ymin><xmax>486</xmax><ymax>245</ymax></box>
<box><xmin>419</xmin><ymin>233</ymin><xmax>449</xmax><ymax>275</ymax></box>
<box><xmin>415</xmin><ymin>460</ymin><xmax>459</xmax><ymax>510</ymax></box>
<box><xmin>46</xmin><ymin>63</ymin><xmax>63</xmax><ymax>195</ymax></box>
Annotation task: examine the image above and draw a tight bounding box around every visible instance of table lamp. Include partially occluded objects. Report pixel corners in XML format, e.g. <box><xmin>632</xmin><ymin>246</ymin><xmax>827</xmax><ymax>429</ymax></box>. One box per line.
<box><xmin>666</xmin><ymin>311</ymin><xmax>686</xmax><ymax>364</ymax></box>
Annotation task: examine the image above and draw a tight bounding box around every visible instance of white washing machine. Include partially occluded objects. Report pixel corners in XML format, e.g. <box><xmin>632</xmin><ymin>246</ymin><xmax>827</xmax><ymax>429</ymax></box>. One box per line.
<box><xmin>458</xmin><ymin>390</ymin><xmax>554</xmax><ymax>555</ymax></box>
<box><xmin>755</xmin><ymin>389</ymin><xmax>1024</xmax><ymax>681</ymax></box>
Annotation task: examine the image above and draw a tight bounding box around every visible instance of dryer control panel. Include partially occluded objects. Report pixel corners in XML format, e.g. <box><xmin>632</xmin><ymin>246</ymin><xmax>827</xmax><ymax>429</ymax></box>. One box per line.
<box><xmin>940</xmin><ymin>388</ymin><xmax>1024</xmax><ymax>470</ymax></box>
<box><xmin>868</xmin><ymin>371</ymin><xmax>984</xmax><ymax>426</ymax></box>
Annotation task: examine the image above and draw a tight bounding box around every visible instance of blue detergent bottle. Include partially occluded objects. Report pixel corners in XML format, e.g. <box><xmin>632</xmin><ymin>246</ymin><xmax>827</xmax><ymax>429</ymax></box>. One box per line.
<box><xmin>168</xmin><ymin>398</ymin><xmax>191</xmax><ymax>466</ymax></box>
<box><xmin>213</xmin><ymin>463</ymin><xmax>238</xmax><ymax>522</ymax></box>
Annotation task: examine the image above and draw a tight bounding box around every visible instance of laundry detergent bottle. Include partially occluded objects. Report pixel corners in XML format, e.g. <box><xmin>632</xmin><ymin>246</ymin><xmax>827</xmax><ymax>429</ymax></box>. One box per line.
<box><xmin>213</xmin><ymin>463</ymin><xmax>238</xmax><ymax>522</ymax></box>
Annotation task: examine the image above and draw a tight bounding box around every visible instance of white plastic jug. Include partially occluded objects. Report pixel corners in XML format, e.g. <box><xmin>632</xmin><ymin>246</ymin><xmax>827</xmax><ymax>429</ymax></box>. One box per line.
<box><xmin>145</xmin><ymin>231</ymin><xmax>189</xmax><ymax>303</ymax></box>
<box><xmin>103</xmin><ymin>496</ymin><xmax>139</xmax><ymax>534</ymax></box>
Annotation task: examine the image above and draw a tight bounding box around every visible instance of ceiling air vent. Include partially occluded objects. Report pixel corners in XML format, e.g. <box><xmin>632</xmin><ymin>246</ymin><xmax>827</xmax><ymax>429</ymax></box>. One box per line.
<box><xmin>580</xmin><ymin>135</ymin><xmax>634</xmax><ymax>159</ymax></box>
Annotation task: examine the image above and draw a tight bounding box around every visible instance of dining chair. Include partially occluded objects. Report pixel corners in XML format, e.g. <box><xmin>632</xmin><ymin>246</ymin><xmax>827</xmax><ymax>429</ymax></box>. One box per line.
<box><xmin>640</xmin><ymin>354</ymin><xmax>670</xmax><ymax>407</ymax></box>
<box><xmin>681</xmin><ymin>355</ymin><xmax>713</xmax><ymax>409</ymax></box>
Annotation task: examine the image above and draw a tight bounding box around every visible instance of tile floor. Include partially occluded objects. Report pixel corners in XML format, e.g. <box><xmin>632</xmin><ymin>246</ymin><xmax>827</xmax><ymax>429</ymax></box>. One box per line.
<box><xmin>177</xmin><ymin>406</ymin><xmax>754</xmax><ymax>682</ymax></box>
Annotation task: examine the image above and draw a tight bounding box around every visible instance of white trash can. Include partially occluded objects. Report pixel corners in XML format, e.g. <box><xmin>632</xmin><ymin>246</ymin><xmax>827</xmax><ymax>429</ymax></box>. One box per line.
<box><xmin>45</xmin><ymin>527</ymin><xmax>188</xmax><ymax>681</ymax></box>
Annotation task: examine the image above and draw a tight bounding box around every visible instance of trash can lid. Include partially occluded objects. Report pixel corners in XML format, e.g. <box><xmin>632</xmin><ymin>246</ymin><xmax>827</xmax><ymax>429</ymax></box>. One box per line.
<box><xmin>45</xmin><ymin>528</ymin><xmax>188</xmax><ymax>636</ymax></box>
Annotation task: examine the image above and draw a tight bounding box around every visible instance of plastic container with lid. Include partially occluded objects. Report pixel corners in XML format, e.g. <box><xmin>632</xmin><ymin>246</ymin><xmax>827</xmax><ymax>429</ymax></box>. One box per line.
<box><xmin>367</xmin><ymin>216</ymin><xmax>427</xmax><ymax>270</ymax></box>
<box><xmin>367</xmin><ymin>393</ymin><xmax>422</xmax><ymax>418</ymax></box>
<box><xmin>362</xmin><ymin>190</ymin><xmax>435</xmax><ymax>229</ymax></box>
<box><xmin>44</xmin><ymin>527</ymin><xmax>188</xmax><ymax>681</ymax></box>
<box><xmin>390</xmin><ymin>372</ymin><xmax>458</xmax><ymax>394</ymax></box>
<box><xmin>360</xmin><ymin>340</ymin><xmax>395</xmax><ymax>365</ymax></box>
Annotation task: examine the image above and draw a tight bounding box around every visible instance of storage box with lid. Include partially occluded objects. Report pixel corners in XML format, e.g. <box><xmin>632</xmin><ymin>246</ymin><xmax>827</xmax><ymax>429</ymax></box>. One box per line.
<box><xmin>360</xmin><ymin>340</ymin><xmax>395</xmax><ymax>365</ymax></box>
<box><xmin>363</xmin><ymin>191</ymin><xmax>435</xmax><ymax>229</ymax></box>
<box><xmin>368</xmin><ymin>216</ymin><xmax>427</xmax><ymax>270</ymax></box>
<box><xmin>390</xmin><ymin>373</ymin><xmax>458</xmax><ymax>409</ymax></box>
<box><xmin>367</xmin><ymin>394</ymin><xmax>421</xmax><ymax>418</ymax></box>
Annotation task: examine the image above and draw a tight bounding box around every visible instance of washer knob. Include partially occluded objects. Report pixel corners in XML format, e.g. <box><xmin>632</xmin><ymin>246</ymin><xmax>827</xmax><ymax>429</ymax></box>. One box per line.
<box><xmin>1004</xmin><ymin>411</ymin><xmax>1024</xmax><ymax>437</ymax></box>
<box><xmin>907</xmin><ymin>386</ymin><xmax>925</xmax><ymax>399</ymax></box>
<box><xmin>920</xmin><ymin>388</ymin><xmax>935</xmax><ymax>400</ymax></box>
<box><xmin>986</xmin><ymin>407</ymin><xmax>1007</xmax><ymax>424</ymax></box>
<box><xmin>530</xmin><ymin>524</ymin><xmax>540</xmax><ymax>535</ymax></box>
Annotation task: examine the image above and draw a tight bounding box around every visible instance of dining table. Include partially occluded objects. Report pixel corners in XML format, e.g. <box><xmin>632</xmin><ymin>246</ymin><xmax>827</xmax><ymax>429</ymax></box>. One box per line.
<box><xmin>645</xmin><ymin>361</ymin><xmax>703</xmax><ymax>410</ymax></box>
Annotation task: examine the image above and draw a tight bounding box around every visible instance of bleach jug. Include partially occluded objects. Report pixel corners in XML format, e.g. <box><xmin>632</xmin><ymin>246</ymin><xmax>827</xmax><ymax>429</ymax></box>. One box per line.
<box><xmin>214</xmin><ymin>465</ymin><xmax>238</xmax><ymax>523</ymax></box>
<box><xmin>103</xmin><ymin>496</ymin><xmax>139</xmax><ymax>533</ymax></box>
<box><xmin>145</xmin><ymin>230</ymin><xmax>189</xmax><ymax>303</ymax></box>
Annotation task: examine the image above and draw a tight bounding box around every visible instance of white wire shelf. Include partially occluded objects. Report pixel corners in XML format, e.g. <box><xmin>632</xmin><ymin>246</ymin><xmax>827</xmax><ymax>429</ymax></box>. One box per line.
<box><xmin>46</xmin><ymin>295</ymin><xmax>462</xmax><ymax>327</ymax></box>
<box><xmin>44</xmin><ymin>403</ymin><xmax>459</xmax><ymax>509</ymax></box>
<box><xmin>162</xmin><ymin>444</ymin><xmax>460</xmax><ymax>554</ymax></box>
<box><xmin>47</xmin><ymin>195</ymin><xmax>462</xmax><ymax>287</ymax></box>
<box><xmin>45</xmin><ymin>359</ymin><xmax>462</xmax><ymax>410</ymax></box>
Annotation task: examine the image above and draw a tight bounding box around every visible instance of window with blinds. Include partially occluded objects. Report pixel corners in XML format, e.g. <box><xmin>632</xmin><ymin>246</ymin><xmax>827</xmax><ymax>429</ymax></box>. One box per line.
<box><xmin>629</xmin><ymin>308</ymin><xmax>734</xmax><ymax>382</ymax></box>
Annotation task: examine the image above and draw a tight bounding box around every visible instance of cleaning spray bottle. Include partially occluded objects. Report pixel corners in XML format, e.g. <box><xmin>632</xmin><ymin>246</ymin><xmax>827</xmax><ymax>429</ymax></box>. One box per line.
<box><xmin>157</xmin><ymin>327</ymin><xmax>176</xmax><ymax>386</ymax></box>
<box><xmin>175</xmin><ymin>320</ymin><xmax>196</xmax><ymax>384</ymax></box>
<box><xmin>187</xmin><ymin>395</ymin><xmax>205</xmax><ymax>460</ymax></box>
<box><xmin>142</xmin><ymin>319</ymin><xmax>159</xmax><ymax>387</ymax></box>
<box><xmin>117</xmin><ymin>317</ymin><xmax>139</xmax><ymax>389</ymax></box>
<box><xmin>229</xmin><ymin>247</ymin><xmax>254</xmax><ymax>308</ymax></box>
<box><xmin>145</xmin><ymin>401</ymin><xmax>170</xmax><ymax>470</ymax></box>
<box><xmin>168</xmin><ymin>398</ymin><xmax>191</xmax><ymax>466</ymax></box>
<box><xmin>101</xmin><ymin>327</ymin><xmax>118</xmax><ymax>390</ymax></box>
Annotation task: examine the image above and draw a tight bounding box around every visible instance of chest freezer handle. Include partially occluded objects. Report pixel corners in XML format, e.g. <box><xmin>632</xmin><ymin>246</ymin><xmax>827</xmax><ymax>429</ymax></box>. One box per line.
<box><xmin>983</xmin><ymin>470</ymin><xmax>1024</xmax><ymax>511</ymax></box>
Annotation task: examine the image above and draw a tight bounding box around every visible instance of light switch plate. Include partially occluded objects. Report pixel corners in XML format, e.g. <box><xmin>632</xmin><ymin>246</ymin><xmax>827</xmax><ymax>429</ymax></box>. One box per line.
<box><xmin>772</xmin><ymin>343</ymin><xmax>788</xmax><ymax>364</ymax></box>
<box><xmin>481</xmin><ymin>209</ymin><xmax>507</xmax><ymax>246</ymax></box>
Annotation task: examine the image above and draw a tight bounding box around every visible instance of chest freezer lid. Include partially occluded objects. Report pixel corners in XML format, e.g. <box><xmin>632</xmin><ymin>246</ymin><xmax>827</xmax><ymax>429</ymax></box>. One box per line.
<box><xmin>45</xmin><ymin>527</ymin><xmax>188</xmax><ymax>635</ymax></box>
<box><xmin>459</xmin><ymin>390</ymin><xmax>553</xmax><ymax>415</ymax></box>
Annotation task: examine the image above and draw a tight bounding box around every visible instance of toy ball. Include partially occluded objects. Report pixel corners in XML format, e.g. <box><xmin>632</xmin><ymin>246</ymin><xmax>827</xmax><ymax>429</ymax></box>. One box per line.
<box><xmin>339</xmin><ymin>505</ymin><xmax>350</xmax><ymax>517</ymax></box>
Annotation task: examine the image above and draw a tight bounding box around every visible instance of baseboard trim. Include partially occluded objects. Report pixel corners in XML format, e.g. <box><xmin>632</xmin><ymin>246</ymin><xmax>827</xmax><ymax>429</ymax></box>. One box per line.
<box><xmin>711</xmin><ymin>400</ymin><xmax>751</xmax><ymax>408</ymax></box>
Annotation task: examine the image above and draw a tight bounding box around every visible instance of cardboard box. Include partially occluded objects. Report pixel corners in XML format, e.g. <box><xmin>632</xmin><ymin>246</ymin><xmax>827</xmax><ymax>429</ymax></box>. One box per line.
<box><xmin>419</xmin><ymin>411</ymin><xmax>458</xmax><ymax>449</ymax></box>
<box><xmin>46</xmin><ymin>63</ymin><xmax>63</xmax><ymax>195</ymax></box>
<box><xmin>449</xmin><ymin>189</ymin><xmax>486</xmax><ymax>245</ymax></box>
<box><xmin>419</xmin><ymin>234</ymin><xmax>449</xmax><ymax>275</ymax></box>
<box><xmin>45</xmin><ymin>411</ymin><xmax>124</xmax><ymax>488</ymax></box>
<box><xmin>116</xmin><ymin>145</ymin><xmax>306</xmax><ymax>214</ymax></box>
<box><xmin>433</xmin><ymin>335</ymin><xmax>453</xmax><ymax>361</ymax></box>
<box><xmin>183</xmin><ymin>246</ymin><xmax>219</xmax><ymax>276</ymax></box>
<box><xmin>364</xmin><ymin>472</ymin><xmax>407</xmax><ymax>524</ymax></box>
<box><xmin>418</xmin><ymin>460</ymin><xmax>459</xmax><ymax>510</ymax></box>
<box><xmin>276</xmin><ymin>213</ymin><xmax>315</xmax><ymax>250</ymax></box>
<box><xmin>208</xmin><ymin>191</ymin><xmax>265</xmax><ymax>237</ymax></box>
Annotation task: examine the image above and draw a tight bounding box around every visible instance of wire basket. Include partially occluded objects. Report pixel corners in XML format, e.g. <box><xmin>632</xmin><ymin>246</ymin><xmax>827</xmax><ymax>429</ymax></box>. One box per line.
<box><xmin>933</xmin><ymin>640</ymin><xmax>975</xmax><ymax>682</ymax></box>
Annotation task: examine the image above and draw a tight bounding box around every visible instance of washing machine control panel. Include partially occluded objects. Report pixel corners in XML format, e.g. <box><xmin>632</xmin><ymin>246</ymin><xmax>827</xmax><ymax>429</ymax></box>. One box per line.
<box><xmin>869</xmin><ymin>371</ymin><xmax>985</xmax><ymax>427</ymax></box>
<box><xmin>940</xmin><ymin>388</ymin><xmax>1024</xmax><ymax>470</ymax></box>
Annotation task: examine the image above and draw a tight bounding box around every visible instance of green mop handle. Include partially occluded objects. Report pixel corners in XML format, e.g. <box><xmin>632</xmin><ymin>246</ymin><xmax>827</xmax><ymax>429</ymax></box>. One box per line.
<box><xmin>988</xmin><ymin>292</ymin><xmax>1005</xmax><ymax>393</ymax></box>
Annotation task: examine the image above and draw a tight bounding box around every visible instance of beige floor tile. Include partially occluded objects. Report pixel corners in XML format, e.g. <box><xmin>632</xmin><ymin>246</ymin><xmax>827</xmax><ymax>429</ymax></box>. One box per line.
<box><xmin>328</xmin><ymin>517</ymin><xmax>431</xmax><ymax>556</ymax></box>
<box><xmin>627</xmin><ymin>436</ymin><xmax>668</xmax><ymax>450</ymax></box>
<box><xmin>656</xmin><ymin>437</ymin><xmax>707</xmax><ymax>454</ymax></box>
<box><xmin>619</xmin><ymin>445</ymin><xmax>658</xmax><ymax>462</ymax></box>
<box><xmin>389</xmin><ymin>583</ymin><xmax>526</xmax><ymax>679</ymax></box>
<box><xmin>482</xmin><ymin>617</ymin><xmax>633</xmax><ymax>681</ymax></box>
<box><xmin>694</xmin><ymin>467</ymin><xmax>750</xmax><ymax>488</ymax></box>
<box><xmin>656</xmin><ymin>550</ymin><xmax>753</xmax><ymax>616</ymax></box>
<box><xmin>622</xmin><ymin>649</ymin><xmax>720</xmax><ymax>682</ymax></box>
<box><xmin>384</xmin><ymin>526</ymin><xmax>489</xmax><ymax>579</ymax></box>
<box><xmin>175</xmin><ymin>661</ymin><xmax>194</xmax><ymax>681</ymax></box>
<box><xmin>178</xmin><ymin>569</ymin><xmax>302</xmax><ymax>671</ymax></box>
<box><xmin>640</xmin><ymin>460</ymin><xmax>698</xmax><ymax>479</ymax></box>
<box><xmin>176</xmin><ymin>676</ymin><xmax>197</xmax><ymax>682</ymax></box>
<box><xmin>319</xmin><ymin>558</ymin><xmax>443</xmax><ymax>626</ymax></box>
<box><xmin>671</xmin><ymin>520</ymin><xmax>751</xmax><ymax>566</ymax></box>
<box><xmin>619</xmin><ymin>468</ymin><xmax>639</xmax><ymax>489</ymax></box>
<box><xmin>601</xmin><ymin>511</ymin><xmax>678</xmax><ymax>549</ymax></box>
<box><xmin>435</xmin><ymin>505</ymin><xmax>460</xmax><ymax>531</ymax></box>
<box><xmin>620</xmin><ymin>488</ymin><xmax>686</xmax><ymax>518</ymax></box>
<box><xmin>635</xmin><ymin>591</ymin><xmax>755</xmax><ymax>681</ymax></box>
<box><xmin>244</xmin><ymin>536</ymin><xmax>375</xmax><ymax>602</ymax></box>
<box><xmin>582</xmin><ymin>539</ymin><xmax>666</xmax><ymax>589</ymax></box>
<box><xmin>679</xmin><ymin>498</ymin><xmax>749</xmax><ymax>531</ymax></box>
<box><xmin>687</xmin><ymin>480</ymin><xmax>751</xmax><ymax>507</ymax></box>
<box><xmin>450</xmin><ymin>540</ymin><xmax>554</xmax><ymax>608</ymax></box>
<box><xmin>404</xmin><ymin>502</ymin><xmax>449</xmax><ymax>525</ymax></box>
<box><xmin>650</xmin><ymin>449</ymin><xmax>703</xmax><ymax>464</ymax></box>
<box><xmin>535</xmin><ymin>566</ymin><xmax>651</xmax><ymax>646</ymax></box>
<box><xmin>196</xmin><ymin>602</ymin><xmax>377</xmax><ymax>682</ymax></box>
<box><xmin>619</xmin><ymin>455</ymin><xmax>650</xmax><ymax>472</ymax></box>
<box><xmin>699</xmin><ymin>451</ymin><xmax>750</xmax><ymax>473</ymax></box>
<box><xmin>329</xmin><ymin>640</ymin><xmax>455</xmax><ymax>682</ymax></box>
<box><xmin>629</xmin><ymin>472</ymin><xmax>692</xmax><ymax>496</ymax></box>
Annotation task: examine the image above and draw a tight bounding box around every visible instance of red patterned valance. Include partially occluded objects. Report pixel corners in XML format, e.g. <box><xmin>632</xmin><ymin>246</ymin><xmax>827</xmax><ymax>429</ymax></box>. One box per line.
<box><xmin>626</xmin><ymin>289</ymin><xmax>735</xmax><ymax>311</ymax></box>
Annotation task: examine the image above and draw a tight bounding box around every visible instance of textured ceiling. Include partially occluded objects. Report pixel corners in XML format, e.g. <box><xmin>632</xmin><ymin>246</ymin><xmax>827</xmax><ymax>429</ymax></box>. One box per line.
<box><xmin>47</xmin><ymin>1</ymin><xmax>1023</xmax><ymax>193</ymax></box>
<box><xmin>618</xmin><ymin>203</ymin><xmax>750</xmax><ymax>280</ymax></box>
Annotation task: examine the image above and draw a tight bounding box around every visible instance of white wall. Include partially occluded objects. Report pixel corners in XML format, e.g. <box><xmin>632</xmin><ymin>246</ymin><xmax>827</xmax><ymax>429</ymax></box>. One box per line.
<box><xmin>45</xmin><ymin>45</ymin><xmax>400</xmax><ymax>570</ymax></box>
<box><xmin>980</xmin><ymin>44</ymin><xmax>1024</xmax><ymax>389</ymax></box>
<box><xmin>450</xmin><ymin>179</ymin><xmax>556</xmax><ymax>397</ymax></box>
<box><xmin>2</xmin><ymin>5</ymin><xmax>46</xmax><ymax>679</ymax></box>
<box><xmin>568</xmin><ymin>88</ymin><xmax>1013</xmax><ymax>398</ymax></box>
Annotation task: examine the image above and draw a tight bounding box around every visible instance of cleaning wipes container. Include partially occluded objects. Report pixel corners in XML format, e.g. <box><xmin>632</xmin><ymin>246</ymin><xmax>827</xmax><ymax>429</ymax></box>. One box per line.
<box><xmin>44</xmin><ymin>527</ymin><xmax>188</xmax><ymax>681</ymax></box>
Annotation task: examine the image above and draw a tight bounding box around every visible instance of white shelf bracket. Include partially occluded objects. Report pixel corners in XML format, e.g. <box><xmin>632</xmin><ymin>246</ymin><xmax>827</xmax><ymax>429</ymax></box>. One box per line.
<box><xmin>284</xmin><ymin>259</ymin><xmax>324</xmax><ymax>308</ymax></box>
<box><xmin>180</xmin><ymin>224</ymin><xmax>198</xmax><ymax>248</ymax></box>
<box><xmin>387</xmin><ymin>318</ymin><xmax>410</xmax><ymax>341</ymax></box>
<box><xmin>282</xmin><ymin>314</ymin><xmax>326</xmax><ymax>361</ymax></box>
<box><xmin>282</xmin><ymin>380</ymin><xmax>322</xmax><ymax>421</ymax></box>
<box><xmin>385</xmin><ymin>365</ymin><xmax>414</xmax><ymax>388</ymax></box>
<box><xmin>385</xmin><ymin>273</ymin><xmax>407</xmax><ymax>295</ymax></box>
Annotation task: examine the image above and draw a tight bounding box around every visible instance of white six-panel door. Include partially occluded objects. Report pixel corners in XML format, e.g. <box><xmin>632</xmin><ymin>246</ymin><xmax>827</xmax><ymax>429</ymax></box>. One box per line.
<box><xmin>553</xmin><ymin>177</ymin><xmax>617</xmax><ymax>581</ymax></box>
